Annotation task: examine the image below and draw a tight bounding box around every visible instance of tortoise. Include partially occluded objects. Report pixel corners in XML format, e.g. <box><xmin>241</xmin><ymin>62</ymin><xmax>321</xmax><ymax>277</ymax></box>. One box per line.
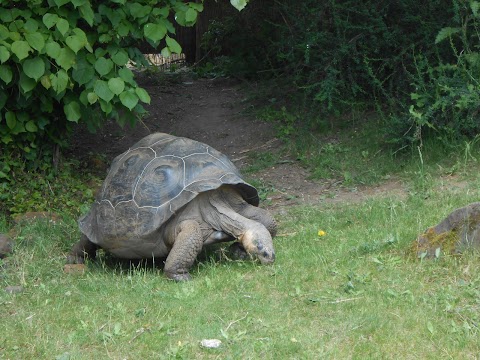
<box><xmin>68</xmin><ymin>133</ymin><xmax>276</xmax><ymax>280</ymax></box>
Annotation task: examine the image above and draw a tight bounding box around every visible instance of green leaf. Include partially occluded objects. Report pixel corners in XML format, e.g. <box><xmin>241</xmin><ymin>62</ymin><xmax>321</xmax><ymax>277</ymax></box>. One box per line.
<box><xmin>0</xmin><ymin>65</ymin><xmax>13</xmax><ymax>84</ymax></box>
<box><xmin>144</xmin><ymin>23</ymin><xmax>167</xmax><ymax>43</ymax></box>
<box><xmin>64</xmin><ymin>101</ymin><xmax>81</xmax><ymax>122</ymax></box>
<box><xmin>120</xmin><ymin>90</ymin><xmax>139</xmax><ymax>110</ymax></box>
<box><xmin>5</xmin><ymin>111</ymin><xmax>16</xmax><ymax>130</ymax></box>
<box><xmin>108</xmin><ymin>77</ymin><xmax>125</xmax><ymax>95</ymax></box>
<box><xmin>56</xmin><ymin>18</ymin><xmax>70</xmax><ymax>36</ymax></box>
<box><xmin>11</xmin><ymin>41</ymin><xmax>31</xmax><ymax>60</ymax></box>
<box><xmin>19</xmin><ymin>72</ymin><xmax>37</xmax><ymax>93</ymax></box>
<box><xmin>161</xmin><ymin>47</ymin><xmax>171</xmax><ymax>58</ymax></box>
<box><xmin>24</xmin><ymin>18</ymin><xmax>39</xmax><ymax>33</ymax></box>
<box><xmin>128</xmin><ymin>3</ymin><xmax>152</xmax><ymax>18</ymax></box>
<box><xmin>54</xmin><ymin>0</ymin><xmax>70</xmax><ymax>7</ymax></box>
<box><xmin>135</xmin><ymin>87</ymin><xmax>150</xmax><ymax>104</ymax></box>
<box><xmin>46</xmin><ymin>41</ymin><xmax>61</xmax><ymax>58</ymax></box>
<box><xmin>112</xmin><ymin>50</ymin><xmax>129</xmax><ymax>66</ymax></box>
<box><xmin>0</xmin><ymin>25</ymin><xmax>9</xmax><ymax>40</ymax></box>
<box><xmin>435</xmin><ymin>27</ymin><xmax>461</xmax><ymax>44</ymax></box>
<box><xmin>56</xmin><ymin>47</ymin><xmax>75</xmax><ymax>70</ymax></box>
<box><xmin>23</xmin><ymin>57</ymin><xmax>45</xmax><ymax>81</ymax></box>
<box><xmin>25</xmin><ymin>120</ymin><xmax>38</xmax><ymax>132</ymax></box>
<box><xmin>51</xmin><ymin>69</ymin><xmax>69</xmax><ymax>93</ymax></box>
<box><xmin>66</xmin><ymin>35</ymin><xmax>84</xmax><ymax>53</ymax></box>
<box><xmin>72</xmin><ymin>58</ymin><xmax>95</xmax><ymax>85</ymax></box>
<box><xmin>0</xmin><ymin>46</ymin><xmax>10</xmax><ymax>63</ymax></box>
<box><xmin>166</xmin><ymin>36</ymin><xmax>182</xmax><ymax>54</ymax></box>
<box><xmin>87</xmin><ymin>92</ymin><xmax>98</xmax><ymax>104</ymax></box>
<box><xmin>79</xmin><ymin>3</ymin><xmax>95</xmax><ymax>26</ymax></box>
<box><xmin>43</xmin><ymin>13</ymin><xmax>59</xmax><ymax>29</ymax></box>
<box><xmin>25</xmin><ymin>33</ymin><xmax>45</xmax><ymax>52</ymax></box>
<box><xmin>230</xmin><ymin>0</ymin><xmax>248</xmax><ymax>11</ymax></box>
<box><xmin>40</xmin><ymin>74</ymin><xmax>52</xmax><ymax>89</ymax></box>
<box><xmin>94</xmin><ymin>80</ymin><xmax>114</xmax><ymax>102</ymax></box>
<box><xmin>185</xmin><ymin>8</ymin><xmax>197</xmax><ymax>23</ymax></box>
<box><xmin>94</xmin><ymin>57</ymin><xmax>114</xmax><ymax>76</ymax></box>
<box><xmin>118</xmin><ymin>68</ymin><xmax>135</xmax><ymax>85</ymax></box>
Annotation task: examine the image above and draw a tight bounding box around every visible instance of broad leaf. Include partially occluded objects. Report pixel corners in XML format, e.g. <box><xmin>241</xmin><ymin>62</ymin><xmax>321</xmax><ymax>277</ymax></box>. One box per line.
<box><xmin>94</xmin><ymin>80</ymin><xmax>114</xmax><ymax>102</ymax></box>
<box><xmin>144</xmin><ymin>23</ymin><xmax>167</xmax><ymax>43</ymax></box>
<box><xmin>56</xmin><ymin>18</ymin><xmax>70</xmax><ymax>36</ymax></box>
<box><xmin>95</xmin><ymin>57</ymin><xmax>114</xmax><ymax>76</ymax></box>
<box><xmin>87</xmin><ymin>92</ymin><xmax>98</xmax><ymax>104</ymax></box>
<box><xmin>112</xmin><ymin>50</ymin><xmax>129</xmax><ymax>66</ymax></box>
<box><xmin>25</xmin><ymin>120</ymin><xmax>38</xmax><ymax>132</ymax></box>
<box><xmin>51</xmin><ymin>69</ymin><xmax>69</xmax><ymax>93</ymax></box>
<box><xmin>72</xmin><ymin>58</ymin><xmax>95</xmax><ymax>85</ymax></box>
<box><xmin>43</xmin><ymin>13</ymin><xmax>59</xmax><ymax>29</ymax></box>
<box><xmin>56</xmin><ymin>47</ymin><xmax>75</xmax><ymax>70</ymax></box>
<box><xmin>66</xmin><ymin>35</ymin><xmax>84</xmax><ymax>53</ymax></box>
<box><xmin>23</xmin><ymin>57</ymin><xmax>45</xmax><ymax>81</ymax></box>
<box><xmin>0</xmin><ymin>46</ymin><xmax>10</xmax><ymax>63</ymax></box>
<box><xmin>135</xmin><ymin>87</ymin><xmax>151</xmax><ymax>104</ymax></box>
<box><xmin>0</xmin><ymin>64</ymin><xmax>13</xmax><ymax>84</ymax></box>
<box><xmin>185</xmin><ymin>8</ymin><xmax>197</xmax><ymax>24</ymax></box>
<box><xmin>108</xmin><ymin>77</ymin><xmax>125</xmax><ymax>95</ymax></box>
<box><xmin>40</xmin><ymin>74</ymin><xmax>52</xmax><ymax>89</ymax></box>
<box><xmin>46</xmin><ymin>41</ymin><xmax>61</xmax><ymax>58</ymax></box>
<box><xmin>230</xmin><ymin>0</ymin><xmax>248</xmax><ymax>11</ymax></box>
<box><xmin>64</xmin><ymin>101</ymin><xmax>81</xmax><ymax>122</ymax></box>
<box><xmin>11</xmin><ymin>41</ymin><xmax>31</xmax><ymax>60</ymax></box>
<box><xmin>19</xmin><ymin>72</ymin><xmax>37</xmax><ymax>93</ymax></box>
<box><xmin>166</xmin><ymin>36</ymin><xmax>182</xmax><ymax>54</ymax></box>
<box><xmin>118</xmin><ymin>68</ymin><xmax>135</xmax><ymax>85</ymax></box>
<box><xmin>120</xmin><ymin>90</ymin><xmax>139</xmax><ymax>110</ymax></box>
<box><xmin>5</xmin><ymin>111</ymin><xmax>16</xmax><ymax>130</ymax></box>
<box><xmin>25</xmin><ymin>33</ymin><xmax>45</xmax><ymax>51</ymax></box>
<box><xmin>79</xmin><ymin>3</ymin><xmax>95</xmax><ymax>26</ymax></box>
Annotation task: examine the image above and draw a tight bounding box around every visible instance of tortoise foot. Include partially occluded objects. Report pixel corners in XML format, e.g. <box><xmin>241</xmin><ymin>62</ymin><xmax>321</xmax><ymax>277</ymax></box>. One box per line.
<box><xmin>228</xmin><ymin>242</ymin><xmax>251</xmax><ymax>261</ymax></box>
<box><xmin>165</xmin><ymin>271</ymin><xmax>192</xmax><ymax>281</ymax></box>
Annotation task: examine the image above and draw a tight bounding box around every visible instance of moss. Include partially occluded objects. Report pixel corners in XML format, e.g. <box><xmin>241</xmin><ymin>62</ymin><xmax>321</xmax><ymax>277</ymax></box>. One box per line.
<box><xmin>412</xmin><ymin>227</ymin><xmax>459</xmax><ymax>258</ymax></box>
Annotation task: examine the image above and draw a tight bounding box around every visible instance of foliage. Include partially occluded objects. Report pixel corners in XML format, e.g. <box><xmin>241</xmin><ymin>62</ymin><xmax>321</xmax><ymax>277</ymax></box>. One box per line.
<box><xmin>404</xmin><ymin>0</ymin><xmax>480</xmax><ymax>146</ymax></box>
<box><xmin>0</xmin><ymin>153</ymin><xmax>97</xmax><ymax>217</ymax></box>
<box><xmin>201</xmin><ymin>0</ymin><xmax>480</xmax><ymax>146</ymax></box>
<box><xmin>0</xmin><ymin>0</ymin><xmax>205</xmax><ymax>168</ymax></box>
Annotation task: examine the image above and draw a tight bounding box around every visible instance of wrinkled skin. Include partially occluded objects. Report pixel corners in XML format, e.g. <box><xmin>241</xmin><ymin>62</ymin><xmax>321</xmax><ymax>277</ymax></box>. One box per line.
<box><xmin>68</xmin><ymin>186</ymin><xmax>276</xmax><ymax>281</ymax></box>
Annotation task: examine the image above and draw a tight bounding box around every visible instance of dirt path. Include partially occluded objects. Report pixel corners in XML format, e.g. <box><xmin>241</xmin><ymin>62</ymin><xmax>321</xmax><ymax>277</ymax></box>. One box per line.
<box><xmin>68</xmin><ymin>73</ymin><xmax>407</xmax><ymax>213</ymax></box>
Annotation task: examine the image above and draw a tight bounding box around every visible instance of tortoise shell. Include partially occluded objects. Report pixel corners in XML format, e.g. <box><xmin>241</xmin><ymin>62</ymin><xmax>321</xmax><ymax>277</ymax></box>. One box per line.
<box><xmin>78</xmin><ymin>133</ymin><xmax>259</xmax><ymax>251</ymax></box>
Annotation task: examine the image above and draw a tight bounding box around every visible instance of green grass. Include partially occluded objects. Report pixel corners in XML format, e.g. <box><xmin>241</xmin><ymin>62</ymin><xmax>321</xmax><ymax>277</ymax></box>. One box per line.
<box><xmin>2</xmin><ymin>175</ymin><xmax>480</xmax><ymax>359</ymax></box>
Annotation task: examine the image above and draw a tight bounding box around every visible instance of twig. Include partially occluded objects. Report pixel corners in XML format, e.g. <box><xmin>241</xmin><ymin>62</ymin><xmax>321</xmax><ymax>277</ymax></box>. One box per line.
<box><xmin>329</xmin><ymin>297</ymin><xmax>363</xmax><ymax>304</ymax></box>
<box><xmin>225</xmin><ymin>312</ymin><xmax>249</xmax><ymax>332</ymax></box>
<box><xmin>276</xmin><ymin>232</ymin><xmax>297</xmax><ymax>237</ymax></box>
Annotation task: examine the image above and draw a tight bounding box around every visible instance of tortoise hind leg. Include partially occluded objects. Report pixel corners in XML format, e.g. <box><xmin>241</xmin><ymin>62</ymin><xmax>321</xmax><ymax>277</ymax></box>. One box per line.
<box><xmin>164</xmin><ymin>220</ymin><xmax>204</xmax><ymax>281</ymax></box>
<box><xmin>67</xmin><ymin>234</ymin><xmax>99</xmax><ymax>264</ymax></box>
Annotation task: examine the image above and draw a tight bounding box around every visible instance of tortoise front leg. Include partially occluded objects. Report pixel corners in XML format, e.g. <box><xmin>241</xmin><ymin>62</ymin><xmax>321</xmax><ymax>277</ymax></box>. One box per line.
<box><xmin>67</xmin><ymin>234</ymin><xmax>99</xmax><ymax>264</ymax></box>
<box><xmin>164</xmin><ymin>220</ymin><xmax>204</xmax><ymax>281</ymax></box>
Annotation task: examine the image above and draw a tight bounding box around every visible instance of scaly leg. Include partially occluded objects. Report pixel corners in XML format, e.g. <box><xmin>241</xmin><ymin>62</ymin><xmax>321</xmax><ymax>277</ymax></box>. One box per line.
<box><xmin>164</xmin><ymin>220</ymin><xmax>204</xmax><ymax>281</ymax></box>
<box><xmin>67</xmin><ymin>234</ymin><xmax>99</xmax><ymax>264</ymax></box>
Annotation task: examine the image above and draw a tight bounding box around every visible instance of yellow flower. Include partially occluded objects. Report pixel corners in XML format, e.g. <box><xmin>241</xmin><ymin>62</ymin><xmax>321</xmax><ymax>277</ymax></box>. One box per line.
<box><xmin>317</xmin><ymin>230</ymin><xmax>326</xmax><ymax>237</ymax></box>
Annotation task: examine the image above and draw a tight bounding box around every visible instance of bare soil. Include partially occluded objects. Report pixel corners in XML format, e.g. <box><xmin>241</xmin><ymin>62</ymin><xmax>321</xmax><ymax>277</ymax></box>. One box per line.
<box><xmin>68</xmin><ymin>72</ymin><xmax>407</xmax><ymax>213</ymax></box>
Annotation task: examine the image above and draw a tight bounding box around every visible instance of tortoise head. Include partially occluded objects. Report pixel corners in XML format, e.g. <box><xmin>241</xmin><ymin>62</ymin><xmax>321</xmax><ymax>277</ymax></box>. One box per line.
<box><xmin>240</xmin><ymin>226</ymin><xmax>275</xmax><ymax>265</ymax></box>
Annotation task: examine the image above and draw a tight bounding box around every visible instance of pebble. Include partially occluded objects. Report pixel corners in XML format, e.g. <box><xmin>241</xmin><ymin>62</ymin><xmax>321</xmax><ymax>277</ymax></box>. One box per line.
<box><xmin>200</xmin><ymin>339</ymin><xmax>222</xmax><ymax>348</ymax></box>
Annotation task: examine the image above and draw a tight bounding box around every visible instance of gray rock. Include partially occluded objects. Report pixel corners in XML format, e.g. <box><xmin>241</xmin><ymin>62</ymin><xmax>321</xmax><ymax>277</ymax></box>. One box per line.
<box><xmin>0</xmin><ymin>234</ymin><xmax>13</xmax><ymax>258</ymax></box>
<box><xmin>415</xmin><ymin>202</ymin><xmax>480</xmax><ymax>258</ymax></box>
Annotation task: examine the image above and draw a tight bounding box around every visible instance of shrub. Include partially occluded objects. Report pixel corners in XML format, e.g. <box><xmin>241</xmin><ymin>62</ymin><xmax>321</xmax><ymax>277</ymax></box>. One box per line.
<box><xmin>0</xmin><ymin>0</ymin><xmax>204</xmax><ymax>168</ymax></box>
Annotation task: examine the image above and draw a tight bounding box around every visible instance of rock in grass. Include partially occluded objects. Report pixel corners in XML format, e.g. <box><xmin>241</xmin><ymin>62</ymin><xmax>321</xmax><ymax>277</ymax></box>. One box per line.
<box><xmin>414</xmin><ymin>202</ymin><xmax>480</xmax><ymax>258</ymax></box>
<box><xmin>5</xmin><ymin>285</ymin><xmax>24</xmax><ymax>294</ymax></box>
<box><xmin>0</xmin><ymin>234</ymin><xmax>13</xmax><ymax>258</ymax></box>
<box><xmin>200</xmin><ymin>339</ymin><xmax>222</xmax><ymax>348</ymax></box>
<box><xmin>63</xmin><ymin>264</ymin><xmax>86</xmax><ymax>275</ymax></box>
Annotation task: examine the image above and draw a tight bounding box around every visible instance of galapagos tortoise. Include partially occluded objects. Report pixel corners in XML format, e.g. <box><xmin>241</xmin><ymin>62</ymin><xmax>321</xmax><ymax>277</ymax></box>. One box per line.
<box><xmin>68</xmin><ymin>133</ymin><xmax>276</xmax><ymax>280</ymax></box>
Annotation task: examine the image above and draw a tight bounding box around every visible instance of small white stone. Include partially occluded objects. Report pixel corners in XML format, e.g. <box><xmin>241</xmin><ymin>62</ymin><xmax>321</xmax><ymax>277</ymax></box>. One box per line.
<box><xmin>200</xmin><ymin>339</ymin><xmax>222</xmax><ymax>348</ymax></box>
